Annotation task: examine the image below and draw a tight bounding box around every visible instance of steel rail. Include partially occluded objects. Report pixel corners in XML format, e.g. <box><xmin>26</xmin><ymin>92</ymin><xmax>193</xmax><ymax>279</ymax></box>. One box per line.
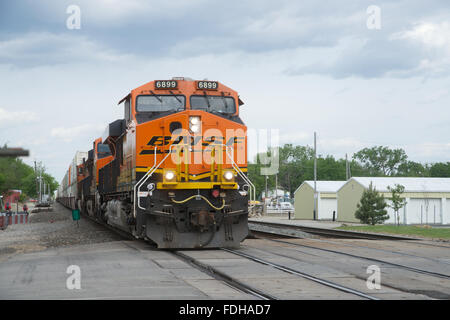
<box><xmin>74</xmin><ymin>206</ymin><xmax>276</xmax><ymax>300</ymax></box>
<box><xmin>172</xmin><ymin>251</ymin><xmax>277</xmax><ymax>300</ymax></box>
<box><xmin>300</xmin><ymin>237</ymin><xmax>450</xmax><ymax>266</ymax></box>
<box><xmin>222</xmin><ymin>248</ymin><xmax>380</xmax><ymax>300</ymax></box>
<box><xmin>256</xmin><ymin>236</ymin><xmax>450</xmax><ymax>280</ymax></box>
<box><xmin>249</xmin><ymin>220</ymin><xmax>418</xmax><ymax>240</ymax></box>
<box><xmin>398</xmin><ymin>240</ymin><xmax>450</xmax><ymax>249</ymax></box>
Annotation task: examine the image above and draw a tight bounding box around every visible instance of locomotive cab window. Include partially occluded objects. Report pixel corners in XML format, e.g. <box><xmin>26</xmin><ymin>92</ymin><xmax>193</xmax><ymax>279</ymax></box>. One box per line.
<box><xmin>135</xmin><ymin>95</ymin><xmax>185</xmax><ymax>123</ymax></box>
<box><xmin>97</xmin><ymin>143</ymin><xmax>112</xmax><ymax>159</ymax></box>
<box><xmin>190</xmin><ymin>95</ymin><xmax>236</xmax><ymax>114</ymax></box>
<box><xmin>136</xmin><ymin>95</ymin><xmax>185</xmax><ymax>112</ymax></box>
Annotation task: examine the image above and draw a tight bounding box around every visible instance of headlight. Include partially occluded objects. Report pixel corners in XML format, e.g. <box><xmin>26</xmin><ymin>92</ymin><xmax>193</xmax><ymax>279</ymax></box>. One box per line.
<box><xmin>190</xmin><ymin>124</ymin><xmax>200</xmax><ymax>133</ymax></box>
<box><xmin>189</xmin><ymin>116</ymin><xmax>201</xmax><ymax>133</ymax></box>
<box><xmin>223</xmin><ymin>171</ymin><xmax>234</xmax><ymax>181</ymax></box>
<box><xmin>165</xmin><ymin>170</ymin><xmax>175</xmax><ymax>181</ymax></box>
<box><xmin>190</xmin><ymin>116</ymin><xmax>200</xmax><ymax>125</ymax></box>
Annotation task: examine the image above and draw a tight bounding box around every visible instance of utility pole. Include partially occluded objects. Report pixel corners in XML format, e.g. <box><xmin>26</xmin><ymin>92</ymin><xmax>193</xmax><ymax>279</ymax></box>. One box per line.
<box><xmin>275</xmin><ymin>174</ymin><xmax>278</xmax><ymax>211</ymax></box>
<box><xmin>265</xmin><ymin>175</ymin><xmax>268</xmax><ymax>202</ymax></box>
<box><xmin>34</xmin><ymin>161</ymin><xmax>39</xmax><ymax>200</ymax></box>
<box><xmin>313</xmin><ymin>132</ymin><xmax>317</xmax><ymax>220</ymax></box>
<box><xmin>346</xmin><ymin>153</ymin><xmax>349</xmax><ymax>180</ymax></box>
<box><xmin>264</xmin><ymin>175</ymin><xmax>268</xmax><ymax>214</ymax></box>
<box><xmin>39</xmin><ymin>162</ymin><xmax>42</xmax><ymax>204</ymax></box>
<box><xmin>348</xmin><ymin>158</ymin><xmax>351</xmax><ymax>179</ymax></box>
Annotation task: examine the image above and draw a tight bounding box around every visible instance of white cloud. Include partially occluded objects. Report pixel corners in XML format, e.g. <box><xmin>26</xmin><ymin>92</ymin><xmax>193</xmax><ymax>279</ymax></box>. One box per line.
<box><xmin>388</xmin><ymin>21</ymin><xmax>450</xmax><ymax>77</ymax></box>
<box><xmin>1</xmin><ymin>1</ymin><xmax>450</xmax><ymax>180</ymax></box>
<box><xmin>320</xmin><ymin>137</ymin><xmax>366</xmax><ymax>150</ymax></box>
<box><xmin>50</xmin><ymin>0</ymin><xmax>208</xmax><ymax>24</ymax></box>
<box><xmin>406</xmin><ymin>142</ymin><xmax>450</xmax><ymax>162</ymax></box>
<box><xmin>51</xmin><ymin>124</ymin><xmax>104</xmax><ymax>142</ymax></box>
<box><xmin>0</xmin><ymin>108</ymin><xmax>38</xmax><ymax>127</ymax></box>
<box><xmin>0</xmin><ymin>32</ymin><xmax>132</xmax><ymax>67</ymax></box>
<box><xmin>279</xmin><ymin>131</ymin><xmax>310</xmax><ymax>145</ymax></box>
<box><xmin>392</xmin><ymin>22</ymin><xmax>450</xmax><ymax>48</ymax></box>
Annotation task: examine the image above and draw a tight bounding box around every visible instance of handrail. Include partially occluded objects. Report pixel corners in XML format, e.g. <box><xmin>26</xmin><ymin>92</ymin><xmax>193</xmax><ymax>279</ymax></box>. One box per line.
<box><xmin>133</xmin><ymin>144</ymin><xmax>181</xmax><ymax>217</ymax></box>
<box><xmin>222</xmin><ymin>144</ymin><xmax>256</xmax><ymax>208</ymax></box>
<box><xmin>132</xmin><ymin>142</ymin><xmax>255</xmax><ymax>218</ymax></box>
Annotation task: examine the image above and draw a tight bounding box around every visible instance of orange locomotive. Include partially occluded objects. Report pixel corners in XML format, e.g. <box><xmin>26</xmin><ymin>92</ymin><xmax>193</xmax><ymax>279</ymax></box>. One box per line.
<box><xmin>58</xmin><ymin>78</ymin><xmax>254</xmax><ymax>248</ymax></box>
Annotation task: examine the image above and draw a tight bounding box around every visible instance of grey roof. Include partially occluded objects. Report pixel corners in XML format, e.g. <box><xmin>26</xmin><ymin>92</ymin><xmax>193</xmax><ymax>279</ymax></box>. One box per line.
<box><xmin>348</xmin><ymin>177</ymin><xmax>450</xmax><ymax>193</ymax></box>
<box><xmin>295</xmin><ymin>180</ymin><xmax>346</xmax><ymax>194</ymax></box>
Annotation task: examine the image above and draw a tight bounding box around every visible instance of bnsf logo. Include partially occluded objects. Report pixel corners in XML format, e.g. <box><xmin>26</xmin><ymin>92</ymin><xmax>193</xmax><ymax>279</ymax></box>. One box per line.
<box><xmin>146</xmin><ymin>136</ymin><xmax>245</xmax><ymax>147</ymax></box>
<box><xmin>140</xmin><ymin>135</ymin><xmax>245</xmax><ymax>155</ymax></box>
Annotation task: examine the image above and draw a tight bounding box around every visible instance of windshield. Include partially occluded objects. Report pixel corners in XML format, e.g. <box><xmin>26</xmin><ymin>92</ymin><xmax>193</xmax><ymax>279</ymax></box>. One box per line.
<box><xmin>190</xmin><ymin>95</ymin><xmax>236</xmax><ymax>114</ymax></box>
<box><xmin>97</xmin><ymin>143</ymin><xmax>111</xmax><ymax>159</ymax></box>
<box><xmin>136</xmin><ymin>95</ymin><xmax>185</xmax><ymax>112</ymax></box>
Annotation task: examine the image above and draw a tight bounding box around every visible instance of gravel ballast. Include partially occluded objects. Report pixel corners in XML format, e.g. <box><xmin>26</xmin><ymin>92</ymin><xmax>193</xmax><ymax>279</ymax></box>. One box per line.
<box><xmin>0</xmin><ymin>202</ymin><xmax>122</xmax><ymax>262</ymax></box>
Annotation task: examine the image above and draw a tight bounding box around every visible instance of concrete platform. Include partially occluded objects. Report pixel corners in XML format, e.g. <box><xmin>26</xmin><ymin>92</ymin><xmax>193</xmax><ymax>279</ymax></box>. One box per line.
<box><xmin>0</xmin><ymin>240</ymin><xmax>252</xmax><ymax>300</ymax></box>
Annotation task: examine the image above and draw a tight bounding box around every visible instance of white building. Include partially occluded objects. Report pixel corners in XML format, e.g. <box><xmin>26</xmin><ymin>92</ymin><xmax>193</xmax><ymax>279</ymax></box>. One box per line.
<box><xmin>294</xmin><ymin>181</ymin><xmax>346</xmax><ymax>220</ymax></box>
<box><xmin>337</xmin><ymin>177</ymin><xmax>450</xmax><ymax>225</ymax></box>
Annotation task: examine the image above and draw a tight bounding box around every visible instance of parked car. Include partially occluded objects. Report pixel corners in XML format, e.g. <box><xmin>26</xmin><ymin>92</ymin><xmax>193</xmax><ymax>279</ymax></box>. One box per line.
<box><xmin>279</xmin><ymin>202</ymin><xmax>294</xmax><ymax>211</ymax></box>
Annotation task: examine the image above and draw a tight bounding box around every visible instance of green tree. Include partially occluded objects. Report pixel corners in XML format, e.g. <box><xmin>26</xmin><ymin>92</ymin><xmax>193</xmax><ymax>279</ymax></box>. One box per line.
<box><xmin>249</xmin><ymin>144</ymin><xmax>315</xmax><ymax>199</ymax></box>
<box><xmin>355</xmin><ymin>182</ymin><xmax>389</xmax><ymax>225</ymax></box>
<box><xmin>397</xmin><ymin>161</ymin><xmax>429</xmax><ymax>177</ymax></box>
<box><xmin>316</xmin><ymin>156</ymin><xmax>346</xmax><ymax>181</ymax></box>
<box><xmin>0</xmin><ymin>145</ymin><xmax>58</xmax><ymax>198</ymax></box>
<box><xmin>248</xmin><ymin>143</ymin><xmax>444</xmax><ymax>203</ymax></box>
<box><xmin>278</xmin><ymin>144</ymin><xmax>314</xmax><ymax>197</ymax></box>
<box><xmin>353</xmin><ymin>146</ymin><xmax>408</xmax><ymax>176</ymax></box>
<box><xmin>387</xmin><ymin>184</ymin><xmax>407</xmax><ymax>226</ymax></box>
<box><xmin>429</xmin><ymin>162</ymin><xmax>450</xmax><ymax>177</ymax></box>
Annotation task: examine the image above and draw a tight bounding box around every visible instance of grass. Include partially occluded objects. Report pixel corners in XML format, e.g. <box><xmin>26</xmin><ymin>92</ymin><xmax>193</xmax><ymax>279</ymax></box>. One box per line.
<box><xmin>337</xmin><ymin>225</ymin><xmax>450</xmax><ymax>240</ymax></box>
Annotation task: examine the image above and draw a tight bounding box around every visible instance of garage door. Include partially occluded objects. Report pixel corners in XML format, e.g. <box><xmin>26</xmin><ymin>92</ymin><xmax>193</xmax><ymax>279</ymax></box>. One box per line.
<box><xmin>408</xmin><ymin>198</ymin><xmax>442</xmax><ymax>225</ymax></box>
<box><xmin>384</xmin><ymin>199</ymin><xmax>401</xmax><ymax>224</ymax></box>
<box><xmin>319</xmin><ymin>198</ymin><xmax>337</xmax><ymax>220</ymax></box>
<box><xmin>446</xmin><ymin>199</ymin><xmax>450</xmax><ymax>224</ymax></box>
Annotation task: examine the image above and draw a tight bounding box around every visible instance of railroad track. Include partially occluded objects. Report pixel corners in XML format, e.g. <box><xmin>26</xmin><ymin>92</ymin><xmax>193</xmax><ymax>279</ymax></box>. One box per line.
<box><xmin>399</xmin><ymin>240</ymin><xmax>450</xmax><ymax>249</ymax></box>
<box><xmin>80</xmin><ymin>212</ymin><xmax>274</xmax><ymax>299</ymax></box>
<box><xmin>172</xmin><ymin>251</ymin><xmax>277</xmax><ymax>300</ymax></box>
<box><xmin>222</xmin><ymin>248</ymin><xmax>379</xmax><ymax>300</ymax></box>
<box><xmin>248</xmin><ymin>220</ymin><xmax>419</xmax><ymax>240</ymax></box>
<box><xmin>174</xmin><ymin>247</ymin><xmax>380</xmax><ymax>300</ymax></box>
<box><xmin>86</xmin><ymin>215</ymin><xmax>379</xmax><ymax>299</ymax></box>
<box><xmin>297</xmin><ymin>237</ymin><xmax>450</xmax><ymax>266</ymax></box>
<box><xmin>249</xmin><ymin>220</ymin><xmax>450</xmax><ymax>279</ymax></box>
<box><xmin>254</xmin><ymin>236</ymin><xmax>450</xmax><ymax>280</ymax></box>
<box><xmin>77</xmin><ymin>212</ymin><xmax>437</xmax><ymax>299</ymax></box>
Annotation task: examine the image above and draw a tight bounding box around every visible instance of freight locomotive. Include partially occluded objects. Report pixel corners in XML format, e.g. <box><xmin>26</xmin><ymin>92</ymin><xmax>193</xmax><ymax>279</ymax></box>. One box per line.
<box><xmin>57</xmin><ymin>77</ymin><xmax>254</xmax><ymax>248</ymax></box>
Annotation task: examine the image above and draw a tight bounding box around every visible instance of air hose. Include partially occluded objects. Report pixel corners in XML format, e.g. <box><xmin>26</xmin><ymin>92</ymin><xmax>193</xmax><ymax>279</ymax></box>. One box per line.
<box><xmin>171</xmin><ymin>194</ymin><xmax>225</xmax><ymax>210</ymax></box>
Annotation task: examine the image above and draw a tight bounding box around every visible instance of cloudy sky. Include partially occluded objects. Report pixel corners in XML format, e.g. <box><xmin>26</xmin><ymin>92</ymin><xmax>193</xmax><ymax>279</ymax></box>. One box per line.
<box><xmin>0</xmin><ymin>0</ymin><xmax>449</xmax><ymax>181</ymax></box>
